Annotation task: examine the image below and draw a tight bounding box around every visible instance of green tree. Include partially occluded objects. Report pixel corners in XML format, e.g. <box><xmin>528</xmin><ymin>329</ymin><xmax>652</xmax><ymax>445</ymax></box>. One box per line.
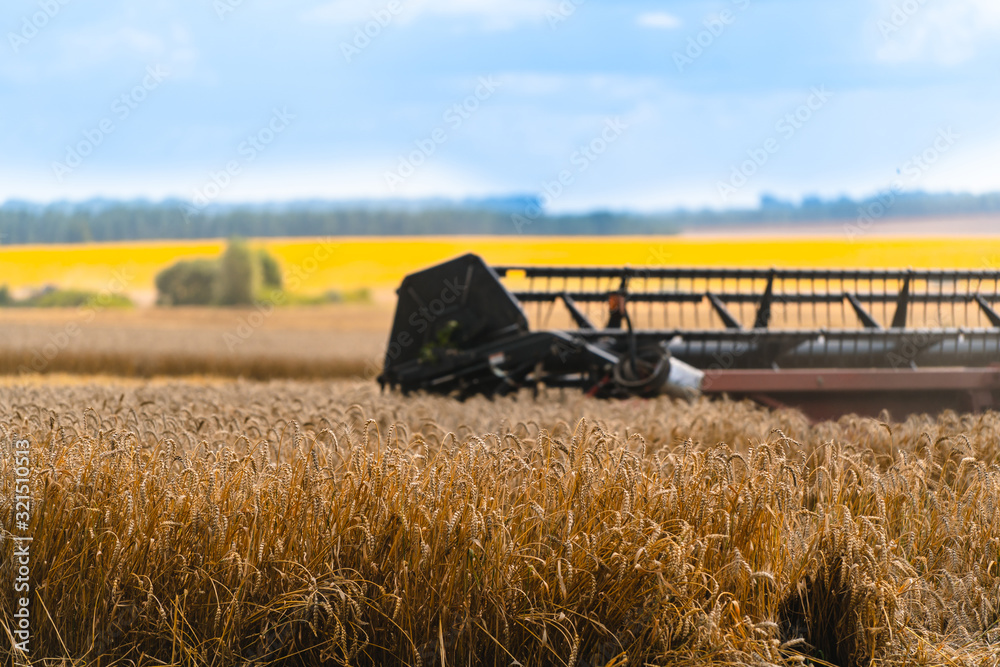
<box><xmin>214</xmin><ymin>238</ymin><xmax>257</xmax><ymax>306</ymax></box>
<box><xmin>155</xmin><ymin>259</ymin><xmax>219</xmax><ymax>305</ymax></box>
<box><xmin>258</xmin><ymin>249</ymin><xmax>283</xmax><ymax>289</ymax></box>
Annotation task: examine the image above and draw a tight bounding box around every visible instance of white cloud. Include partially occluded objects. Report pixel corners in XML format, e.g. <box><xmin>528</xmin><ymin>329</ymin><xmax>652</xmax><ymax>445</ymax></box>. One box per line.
<box><xmin>637</xmin><ymin>12</ymin><xmax>681</xmax><ymax>30</ymax></box>
<box><xmin>875</xmin><ymin>0</ymin><xmax>1000</xmax><ymax>64</ymax></box>
<box><xmin>303</xmin><ymin>0</ymin><xmax>558</xmax><ymax>29</ymax></box>
<box><xmin>0</xmin><ymin>20</ymin><xmax>198</xmax><ymax>82</ymax></box>
<box><xmin>499</xmin><ymin>72</ymin><xmax>665</xmax><ymax>100</ymax></box>
<box><xmin>0</xmin><ymin>158</ymin><xmax>497</xmax><ymax>204</ymax></box>
<box><xmin>900</xmin><ymin>131</ymin><xmax>1000</xmax><ymax>195</ymax></box>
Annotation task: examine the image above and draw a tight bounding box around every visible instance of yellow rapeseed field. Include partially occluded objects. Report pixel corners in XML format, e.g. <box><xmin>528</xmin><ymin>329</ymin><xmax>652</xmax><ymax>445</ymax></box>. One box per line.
<box><xmin>1</xmin><ymin>236</ymin><xmax>999</xmax><ymax>297</ymax></box>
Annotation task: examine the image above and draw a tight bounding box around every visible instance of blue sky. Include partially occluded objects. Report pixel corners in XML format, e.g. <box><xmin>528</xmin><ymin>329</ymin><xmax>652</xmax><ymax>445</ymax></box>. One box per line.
<box><xmin>2</xmin><ymin>0</ymin><xmax>999</xmax><ymax>212</ymax></box>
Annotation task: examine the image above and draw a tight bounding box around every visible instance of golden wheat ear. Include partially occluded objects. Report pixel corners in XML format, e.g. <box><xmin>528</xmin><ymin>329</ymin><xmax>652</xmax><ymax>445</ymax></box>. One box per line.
<box><xmin>3</xmin><ymin>378</ymin><xmax>999</xmax><ymax>665</ymax></box>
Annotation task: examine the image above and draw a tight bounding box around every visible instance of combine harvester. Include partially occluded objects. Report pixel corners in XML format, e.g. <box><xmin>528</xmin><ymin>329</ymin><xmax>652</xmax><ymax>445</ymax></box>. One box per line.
<box><xmin>379</xmin><ymin>254</ymin><xmax>1000</xmax><ymax>420</ymax></box>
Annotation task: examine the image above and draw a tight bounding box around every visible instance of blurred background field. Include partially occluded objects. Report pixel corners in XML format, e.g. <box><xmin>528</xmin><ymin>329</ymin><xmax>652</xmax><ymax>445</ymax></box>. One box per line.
<box><xmin>2</xmin><ymin>234</ymin><xmax>999</xmax><ymax>381</ymax></box>
<box><xmin>0</xmin><ymin>304</ymin><xmax>391</xmax><ymax>379</ymax></box>
<box><xmin>2</xmin><ymin>235</ymin><xmax>1000</xmax><ymax>306</ymax></box>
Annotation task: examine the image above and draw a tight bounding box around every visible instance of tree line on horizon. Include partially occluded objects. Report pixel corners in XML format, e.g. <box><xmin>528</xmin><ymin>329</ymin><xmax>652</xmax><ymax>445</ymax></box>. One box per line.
<box><xmin>0</xmin><ymin>191</ymin><xmax>998</xmax><ymax>244</ymax></box>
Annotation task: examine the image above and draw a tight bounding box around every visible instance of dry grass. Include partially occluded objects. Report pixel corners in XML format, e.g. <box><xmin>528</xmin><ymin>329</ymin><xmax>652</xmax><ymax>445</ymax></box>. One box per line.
<box><xmin>0</xmin><ymin>305</ymin><xmax>391</xmax><ymax>380</ymax></box>
<box><xmin>1</xmin><ymin>378</ymin><xmax>1000</xmax><ymax>666</ymax></box>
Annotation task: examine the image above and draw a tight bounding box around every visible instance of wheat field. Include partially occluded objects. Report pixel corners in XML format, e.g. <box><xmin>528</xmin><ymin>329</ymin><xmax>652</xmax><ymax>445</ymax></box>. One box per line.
<box><xmin>0</xmin><ymin>305</ymin><xmax>391</xmax><ymax>379</ymax></box>
<box><xmin>2</xmin><ymin>377</ymin><xmax>999</xmax><ymax>666</ymax></box>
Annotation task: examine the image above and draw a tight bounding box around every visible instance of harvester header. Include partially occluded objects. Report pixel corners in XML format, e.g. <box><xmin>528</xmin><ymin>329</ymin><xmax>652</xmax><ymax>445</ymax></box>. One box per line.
<box><xmin>379</xmin><ymin>254</ymin><xmax>1000</xmax><ymax>419</ymax></box>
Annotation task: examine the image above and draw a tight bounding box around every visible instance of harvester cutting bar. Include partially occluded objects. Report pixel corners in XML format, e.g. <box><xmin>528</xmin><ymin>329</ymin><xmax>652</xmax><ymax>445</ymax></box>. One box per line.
<box><xmin>574</xmin><ymin>328</ymin><xmax>1000</xmax><ymax>369</ymax></box>
<box><xmin>380</xmin><ymin>255</ymin><xmax>1000</xmax><ymax>419</ymax></box>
